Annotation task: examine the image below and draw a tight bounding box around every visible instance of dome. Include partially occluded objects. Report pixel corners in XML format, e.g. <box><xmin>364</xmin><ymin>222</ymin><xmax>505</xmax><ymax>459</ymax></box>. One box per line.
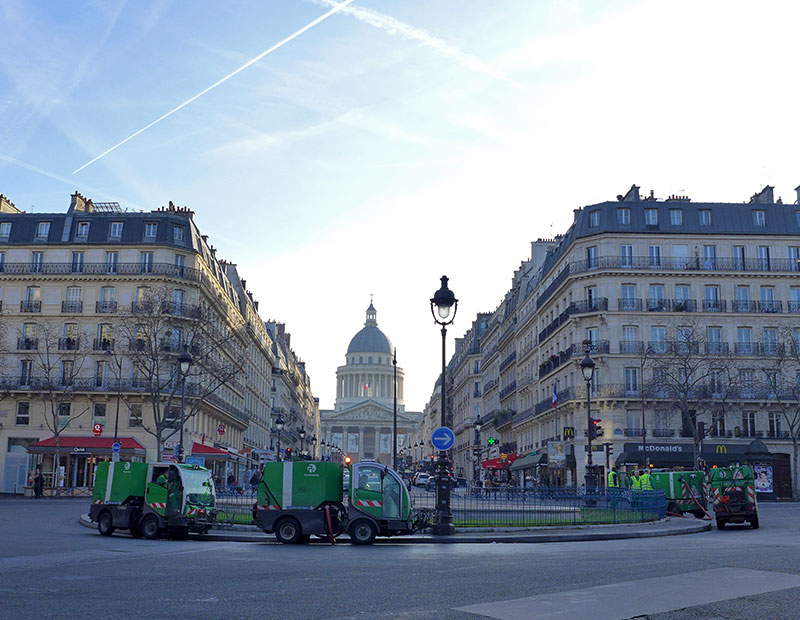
<box><xmin>346</xmin><ymin>301</ymin><xmax>393</xmax><ymax>354</ymax></box>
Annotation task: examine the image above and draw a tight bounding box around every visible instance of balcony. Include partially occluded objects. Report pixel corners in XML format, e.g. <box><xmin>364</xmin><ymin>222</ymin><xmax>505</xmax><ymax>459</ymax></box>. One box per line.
<box><xmin>702</xmin><ymin>299</ymin><xmax>726</xmax><ymax>312</ymax></box>
<box><xmin>129</xmin><ymin>339</ymin><xmax>148</xmax><ymax>352</ymax></box>
<box><xmin>651</xmin><ymin>429</ymin><xmax>676</xmax><ymax>437</ymax></box>
<box><xmin>162</xmin><ymin>301</ymin><xmax>201</xmax><ymax>318</ymax></box>
<box><xmin>499</xmin><ymin>380</ymin><xmax>517</xmax><ymax>400</ymax></box>
<box><xmin>789</xmin><ymin>301</ymin><xmax>800</xmax><ymax>313</ymax></box>
<box><xmin>646</xmin><ymin>299</ymin><xmax>669</xmax><ymax>312</ymax></box>
<box><xmin>61</xmin><ymin>301</ymin><xmax>83</xmax><ymax>313</ymax></box>
<box><xmin>20</xmin><ymin>300</ymin><xmax>41</xmax><ymax>313</ymax></box>
<box><xmin>623</xmin><ymin>428</ymin><xmax>645</xmax><ymax>437</ymax></box>
<box><xmin>58</xmin><ymin>337</ymin><xmax>80</xmax><ymax>351</ymax></box>
<box><xmin>92</xmin><ymin>338</ymin><xmax>114</xmax><ymax>351</ymax></box>
<box><xmin>766</xmin><ymin>430</ymin><xmax>790</xmax><ymax>439</ymax></box>
<box><xmin>731</xmin><ymin>300</ymin><xmax>758</xmax><ymax>313</ymax></box>
<box><xmin>705</xmin><ymin>342</ymin><xmax>729</xmax><ymax>355</ymax></box>
<box><xmin>570</xmin><ymin>297</ymin><xmax>608</xmax><ymax>314</ymax></box>
<box><xmin>757</xmin><ymin>300</ymin><xmax>782</xmax><ymax>313</ymax></box>
<box><xmin>617</xmin><ymin>298</ymin><xmax>643</xmax><ymax>311</ymax></box>
<box><xmin>619</xmin><ymin>340</ymin><xmax>644</xmax><ymax>354</ymax></box>
<box><xmin>498</xmin><ymin>351</ymin><xmax>517</xmax><ymax>372</ymax></box>
<box><xmin>0</xmin><ymin>261</ymin><xmax>201</xmax><ymax>281</ymax></box>
<box><xmin>17</xmin><ymin>338</ymin><xmax>38</xmax><ymax>350</ymax></box>
<box><xmin>96</xmin><ymin>301</ymin><xmax>117</xmax><ymax>313</ymax></box>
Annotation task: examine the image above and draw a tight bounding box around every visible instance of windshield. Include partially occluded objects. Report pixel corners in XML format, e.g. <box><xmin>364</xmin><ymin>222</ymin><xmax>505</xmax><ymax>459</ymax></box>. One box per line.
<box><xmin>181</xmin><ymin>468</ymin><xmax>215</xmax><ymax>507</ymax></box>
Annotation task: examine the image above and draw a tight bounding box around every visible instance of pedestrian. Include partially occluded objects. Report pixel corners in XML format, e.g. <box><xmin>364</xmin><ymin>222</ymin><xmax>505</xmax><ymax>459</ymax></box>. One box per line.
<box><xmin>607</xmin><ymin>467</ymin><xmax>618</xmax><ymax>488</ymax></box>
<box><xmin>227</xmin><ymin>472</ymin><xmax>236</xmax><ymax>488</ymax></box>
<box><xmin>34</xmin><ymin>468</ymin><xmax>44</xmax><ymax>498</ymax></box>
<box><xmin>249</xmin><ymin>469</ymin><xmax>261</xmax><ymax>490</ymax></box>
<box><xmin>640</xmin><ymin>468</ymin><xmax>654</xmax><ymax>491</ymax></box>
<box><xmin>630</xmin><ymin>469</ymin><xmax>641</xmax><ymax>490</ymax></box>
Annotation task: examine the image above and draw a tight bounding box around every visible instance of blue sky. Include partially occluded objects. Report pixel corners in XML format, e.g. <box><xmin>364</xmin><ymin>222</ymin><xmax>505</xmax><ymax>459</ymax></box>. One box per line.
<box><xmin>3</xmin><ymin>0</ymin><xmax>800</xmax><ymax>411</ymax></box>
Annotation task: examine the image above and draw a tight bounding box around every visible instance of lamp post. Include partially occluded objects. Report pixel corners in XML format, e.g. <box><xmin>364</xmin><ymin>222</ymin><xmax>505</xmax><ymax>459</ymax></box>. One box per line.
<box><xmin>311</xmin><ymin>435</ymin><xmax>317</xmax><ymax>460</ymax></box>
<box><xmin>105</xmin><ymin>348</ymin><xmax>123</xmax><ymax>462</ymax></box>
<box><xmin>473</xmin><ymin>414</ymin><xmax>483</xmax><ymax>485</ymax></box>
<box><xmin>430</xmin><ymin>275</ymin><xmax>457</xmax><ymax>535</ymax></box>
<box><xmin>177</xmin><ymin>344</ymin><xmax>193</xmax><ymax>463</ymax></box>
<box><xmin>275</xmin><ymin>412</ymin><xmax>285</xmax><ymax>461</ymax></box>
<box><xmin>299</xmin><ymin>426</ymin><xmax>306</xmax><ymax>457</ymax></box>
<box><xmin>580</xmin><ymin>341</ymin><xmax>597</xmax><ymax>492</ymax></box>
<box><xmin>392</xmin><ymin>347</ymin><xmax>398</xmax><ymax>470</ymax></box>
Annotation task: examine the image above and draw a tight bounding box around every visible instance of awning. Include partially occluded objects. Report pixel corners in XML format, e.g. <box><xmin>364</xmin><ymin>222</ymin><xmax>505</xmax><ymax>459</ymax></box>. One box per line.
<box><xmin>27</xmin><ymin>436</ymin><xmax>146</xmax><ymax>455</ymax></box>
<box><xmin>482</xmin><ymin>453</ymin><xmax>518</xmax><ymax>469</ymax></box>
<box><xmin>191</xmin><ymin>442</ymin><xmax>232</xmax><ymax>459</ymax></box>
<box><xmin>510</xmin><ymin>453</ymin><xmax>544</xmax><ymax>471</ymax></box>
<box><xmin>616</xmin><ymin>441</ymin><xmax>771</xmax><ymax>468</ymax></box>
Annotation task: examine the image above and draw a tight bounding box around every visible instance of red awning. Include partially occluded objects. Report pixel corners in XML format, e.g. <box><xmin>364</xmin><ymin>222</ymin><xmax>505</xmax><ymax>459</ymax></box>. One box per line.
<box><xmin>482</xmin><ymin>453</ymin><xmax>519</xmax><ymax>469</ymax></box>
<box><xmin>191</xmin><ymin>442</ymin><xmax>232</xmax><ymax>459</ymax></box>
<box><xmin>27</xmin><ymin>436</ymin><xmax>146</xmax><ymax>454</ymax></box>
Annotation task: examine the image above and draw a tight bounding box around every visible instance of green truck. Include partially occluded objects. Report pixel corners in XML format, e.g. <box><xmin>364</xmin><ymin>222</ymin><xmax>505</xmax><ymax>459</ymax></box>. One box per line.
<box><xmin>253</xmin><ymin>459</ymin><xmax>428</xmax><ymax>545</ymax></box>
<box><xmin>650</xmin><ymin>470</ymin><xmax>708</xmax><ymax>517</ymax></box>
<box><xmin>709</xmin><ymin>465</ymin><xmax>759</xmax><ymax>529</ymax></box>
<box><xmin>90</xmin><ymin>461</ymin><xmax>216</xmax><ymax>539</ymax></box>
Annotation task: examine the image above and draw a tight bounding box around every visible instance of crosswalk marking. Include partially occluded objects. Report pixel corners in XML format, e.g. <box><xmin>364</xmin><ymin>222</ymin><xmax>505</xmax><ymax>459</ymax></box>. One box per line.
<box><xmin>456</xmin><ymin>568</ymin><xmax>800</xmax><ymax>620</ymax></box>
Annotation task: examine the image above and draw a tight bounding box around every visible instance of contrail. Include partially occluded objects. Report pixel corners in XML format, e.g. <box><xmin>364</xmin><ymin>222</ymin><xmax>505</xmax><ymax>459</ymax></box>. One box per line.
<box><xmin>312</xmin><ymin>0</ymin><xmax>520</xmax><ymax>88</ymax></box>
<box><xmin>73</xmin><ymin>0</ymin><xmax>356</xmax><ymax>174</ymax></box>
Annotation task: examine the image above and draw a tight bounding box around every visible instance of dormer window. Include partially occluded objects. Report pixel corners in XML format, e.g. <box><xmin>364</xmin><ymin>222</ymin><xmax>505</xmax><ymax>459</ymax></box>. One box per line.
<box><xmin>752</xmin><ymin>210</ymin><xmax>766</xmax><ymax>227</ymax></box>
<box><xmin>145</xmin><ymin>222</ymin><xmax>158</xmax><ymax>238</ymax></box>
<box><xmin>173</xmin><ymin>225</ymin><xmax>184</xmax><ymax>242</ymax></box>
<box><xmin>110</xmin><ymin>222</ymin><xmax>123</xmax><ymax>238</ymax></box>
<box><xmin>589</xmin><ymin>210</ymin><xmax>600</xmax><ymax>227</ymax></box>
<box><xmin>76</xmin><ymin>222</ymin><xmax>89</xmax><ymax>237</ymax></box>
<box><xmin>0</xmin><ymin>222</ymin><xmax>10</xmax><ymax>237</ymax></box>
<box><xmin>669</xmin><ymin>209</ymin><xmax>683</xmax><ymax>226</ymax></box>
<box><xmin>36</xmin><ymin>222</ymin><xmax>50</xmax><ymax>239</ymax></box>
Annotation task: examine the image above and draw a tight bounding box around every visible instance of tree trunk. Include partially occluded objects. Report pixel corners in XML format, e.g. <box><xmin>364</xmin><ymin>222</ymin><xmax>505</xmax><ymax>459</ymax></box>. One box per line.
<box><xmin>794</xmin><ymin>439</ymin><xmax>799</xmax><ymax>499</ymax></box>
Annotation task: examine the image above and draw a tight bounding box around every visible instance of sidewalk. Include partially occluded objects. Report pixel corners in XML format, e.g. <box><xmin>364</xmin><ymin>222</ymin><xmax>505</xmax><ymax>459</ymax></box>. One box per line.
<box><xmin>78</xmin><ymin>513</ymin><xmax>710</xmax><ymax>543</ymax></box>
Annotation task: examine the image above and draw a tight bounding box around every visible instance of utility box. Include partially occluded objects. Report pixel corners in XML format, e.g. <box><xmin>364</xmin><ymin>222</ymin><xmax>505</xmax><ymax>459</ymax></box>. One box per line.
<box><xmin>92</xmin><ymin>461</ymin><xmax>149</xmax><ymax>505</ymax></box>
<box><xmin>259</xmin><ymin>461</ymin><xmax>343</xmax><ymax>510</ymax></box>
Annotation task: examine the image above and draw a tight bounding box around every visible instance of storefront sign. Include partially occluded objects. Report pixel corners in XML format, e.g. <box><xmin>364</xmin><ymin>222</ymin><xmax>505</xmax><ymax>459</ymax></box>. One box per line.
<box><xmin>72</xmin><ymin>447</ymin><xmax>87</xmax><ymax>453</ymax></box>
<box><xmin>93</xmin><ymin>423</ymin><xmax>103</xmax><ymax>436</ymax></box>
<box><xmin>562</xmin><ymin>427</ymin><xmax>575</xmax><ymax>440</ymax></box>
<box><xmin>626</xmin><ymin>443</ymin><xmax>689</xmax><ymax>453</ymax></box>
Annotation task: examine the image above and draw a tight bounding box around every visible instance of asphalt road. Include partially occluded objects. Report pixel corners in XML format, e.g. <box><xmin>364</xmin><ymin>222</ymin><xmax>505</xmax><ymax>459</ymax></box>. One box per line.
<box><xmin>1</xmin><ymin>498</ymin><xmax>799</xmax><ymax>620</ymax></box>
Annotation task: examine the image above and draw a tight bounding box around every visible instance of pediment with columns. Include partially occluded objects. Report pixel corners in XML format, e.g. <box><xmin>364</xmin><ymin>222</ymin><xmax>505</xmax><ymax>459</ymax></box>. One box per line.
<box><xmin>322</xmin><ymin>400</ymin><xmax>418</xmax><ymax>425</ymax></box>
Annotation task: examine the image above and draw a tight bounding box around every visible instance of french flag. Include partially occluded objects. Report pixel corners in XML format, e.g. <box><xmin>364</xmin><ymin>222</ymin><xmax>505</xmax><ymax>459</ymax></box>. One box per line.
<box><xmin>552</xmin><ymin>384</ymin><xmax>557</xmax><ymax>409</ymax></box>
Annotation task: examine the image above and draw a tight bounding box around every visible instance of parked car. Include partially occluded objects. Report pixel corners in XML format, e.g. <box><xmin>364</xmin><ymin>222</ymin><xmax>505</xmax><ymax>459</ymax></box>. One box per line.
<box><xmin>414</xmin><ymin>473</ymin><xmax>430</xmax><ymax>487</ymax></box>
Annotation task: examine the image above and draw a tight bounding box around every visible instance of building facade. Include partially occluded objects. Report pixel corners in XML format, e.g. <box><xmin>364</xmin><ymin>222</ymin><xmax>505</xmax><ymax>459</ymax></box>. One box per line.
<box><xmin>0</xmin><ymin>192</ymin><xmax>316</xmax><ymax>494</ymax></box>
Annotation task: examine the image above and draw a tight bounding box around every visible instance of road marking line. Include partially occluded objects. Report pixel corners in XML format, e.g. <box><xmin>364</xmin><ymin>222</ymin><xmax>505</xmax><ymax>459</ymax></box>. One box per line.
<box><xmin>455</xmin><ymin>568</ymin><xmax>800</xmax><ymax>620</ymax></box>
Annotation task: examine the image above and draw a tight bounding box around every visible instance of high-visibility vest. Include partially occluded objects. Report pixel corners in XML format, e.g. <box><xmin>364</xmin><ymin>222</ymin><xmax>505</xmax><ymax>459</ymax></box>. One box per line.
<box><xmin>640</xmin><ymin>473</ymin><xmax>654</xmax><ymax>490</ymax></box>
<box><xmin>630</xmin><ymin>475</ymin><xmax>641</xmax><ymax>490</ymax></box>
<box><xmin>607</xmin><ymin>471</ymin><xmax>618</xmax><ymax>487</ymax></box>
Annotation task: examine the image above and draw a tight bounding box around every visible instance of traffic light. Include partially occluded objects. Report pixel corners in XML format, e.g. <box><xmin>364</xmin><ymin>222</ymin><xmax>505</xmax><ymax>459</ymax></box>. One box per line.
<box><xmin>487</xmin><ymin>437</ymin><xmax>497</xmax><ymax>446</ymax></box>
<box><xmin>344</xmin><ymin>456</ymin><xmax>352</xmax><ymax>466</ymax></box>
<box><xmin>604</xmin><ymin>443</ymin><xmax>613</xmax><ymax>457</ymax></box>
<box><xmin>285</xmin><ymin>447</ymin><xmax>292</xmax><ymax>460</ymax></box>
<box><xmin>589</xmin><ymin>418</ymin><xmax>603</xmax><ymax>439</ymax></box>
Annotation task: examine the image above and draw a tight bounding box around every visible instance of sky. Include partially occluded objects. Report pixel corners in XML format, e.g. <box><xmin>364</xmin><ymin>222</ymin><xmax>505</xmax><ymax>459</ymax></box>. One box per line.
<box><xmin>3</xmin><ymin>0</ymin><xmax>800</xmax><ymax>412</ymax></box>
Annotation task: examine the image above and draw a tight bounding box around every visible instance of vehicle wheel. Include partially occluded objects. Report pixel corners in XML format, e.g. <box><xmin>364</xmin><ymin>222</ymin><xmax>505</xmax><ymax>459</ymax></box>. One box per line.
<box><xmin>274</xmin><ymin>517</ymin><xmax>302</xmax><ymax>544</ymax></box>
<box><xmin>170</xmin><ymin>527</ymin><xmax>190</xmax><ymax>540</ymax></box>
<box><xmin>349</xmin><ymin>519</ymin><xmax>377</xmax><ymax>545</ymax></box>
<box><xmin>692</xmin><ymin>509</ymin><xmax>706</xmax><ymax>519</ymax></box>
<box><xmin>716</xmin><ymin>518</ymin><xmax>725</xmax><ymax>530</ymax></box>
<box><xmin>298</xmin><ymin>534</ymin><xmax>311</xmax><ymax>544</ymax></box>
<box><xmin>751</xmin><ymin>517</ymin><xmax>759</xmax><ymax>529</ymax></box>
<box><xmin>667</xmin><ymin>502</ymin><xmax>679</xmax><ymax>515</ymax></box>
<box><xmin>129</xmin><ymin>526</ymin><xmax>143</xmax><ymax>539</ymax></box>
<box><xmin>97</xmin><ymin>511</ymin><xmax>115</xmax><ymax>536</ymax></box>
<box><xmin>141</xmin><ymin>515</ymin><xmax>161</xmax><ymax>540</ymax></box>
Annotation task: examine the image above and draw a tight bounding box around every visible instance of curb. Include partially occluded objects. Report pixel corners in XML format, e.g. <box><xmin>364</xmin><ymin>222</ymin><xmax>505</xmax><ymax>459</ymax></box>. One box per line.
<box><xmin>78</xmin><ymin>513</ymin><xmax>711</xmax><ymax>543</ymax></box>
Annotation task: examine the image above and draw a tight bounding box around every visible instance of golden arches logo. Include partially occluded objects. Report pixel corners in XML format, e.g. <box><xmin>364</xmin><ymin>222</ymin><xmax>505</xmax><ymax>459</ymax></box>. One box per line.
<box><xmin>715</xmin><ymin>445</ymin><xmax>727</xmax><ymax>454</ymax></box>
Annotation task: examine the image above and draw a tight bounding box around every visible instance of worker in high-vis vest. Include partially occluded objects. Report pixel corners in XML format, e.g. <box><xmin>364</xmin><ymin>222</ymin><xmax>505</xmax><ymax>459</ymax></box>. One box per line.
<box><xmin>607</xmin><ymin>467</ymin><xmax>618</xmax><ymax>488</ymax></box>
<box><xmin>630</xmin><ymin>470</ymin><xmax>641</xmax><ymax>490</ymax></box>
<box><xmin>640</xmin><ymin>469</ymin><xmax>654</xmax><ymax>491</ymax></box>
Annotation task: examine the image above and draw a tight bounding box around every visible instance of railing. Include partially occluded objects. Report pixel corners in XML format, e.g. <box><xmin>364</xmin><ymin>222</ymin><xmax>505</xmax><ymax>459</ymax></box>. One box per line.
<box><xmin>499</xmin><ymin>351</ymin><xmax>517</xmax><ymax>372</ymax></box>
<box><xmin>571</xmin><ymin>298</ymin><xmax>608</xmax><ymax>314</ymax></box>
<box><xmin>0</xmin><ymin>261</ymin><xmax>202</xmax><ymax>281</ymax></box>
<box><xmin>20</xmin><ymin>300</ymin><xmax>41</xmax><ymax>313</ymax></box>
<box><xmin>766</xmin><ymin>430</ymin><xmax>790</xmax><ymax>439</ymax></box>
<box><xmin>481</xmin><ymin>344</ymin><xmax>499</xmax><ymax>367</ymax></box>
<box><xmin>92</xmin><ymin>338</ymin><xmax>114</xmax><ymax>351</ymax></box>
<box><xmin>623</xmin><ymin>428</ymin><xmax>645</xmax><ymax>437</ymax></box>
<box><xmin>619</xmin><ymin>341</ymin><xmax>644</xmax><ymax>354</ymax></box>
<box><xmin>58</xmin><ymin>338</ymin><xmax>80</xmax><ymax>351</ymax></box>
<box><xmin>131</xmin><ymin>301</ymin><xmax>153</xmax><ymax>313</ymax></box>
<box><xmin>499</xmin><ymin>380</ymin><xmax>517</xmax><ymax>400</ymax></box>
<box><xmin>61</xmin><ymin>301</ymin><xmax>83</xmax><ymax>313</ymax></box>
<box><xmin>483</xmin><ymin>378</ymin><xmax>499</xmax><ymax>393</ymax></box>
<box><xmin>702</xmin><ymin>299</ymin><xmax>727</xmax><ymax>312</ymax></box>
<box><xmin>790</xmin><ymin>301</ymin><xmax>800</xmax><ymax>313</ymax></box>
<box><xmin>96</xmin><ymin>301</ymin><xmax>117</xmax><ymax>313</ymax></box>
<box><xmin>17</xmin><ymin>338</ymin><xmax>38</xmax><ymax>350</ymax></box>
<box><xmin>651</xmin><ymin>429</ymin><xmax>676</xmax><ymax>437</ymax></box>
<box><xmin>618</xmin><ymin>298</ymin><xmax>643</xmax><ymax>311</ymax></box>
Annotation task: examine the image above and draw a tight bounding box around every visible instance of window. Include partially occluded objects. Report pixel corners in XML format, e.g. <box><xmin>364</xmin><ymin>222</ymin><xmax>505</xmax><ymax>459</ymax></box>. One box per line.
<box><xmin>589</xmin><ymin>210</ymin><xmax>600</xmax><ymax>227</ymax></box>
<box><xmin>673</xmin><ymin>245</ymin><xmax>688</xmax><ymax>269</ymax></box>
<box><xmin>624</xmin><ymin>368</ymin><xmax>639</xmax><ymax>395</ymax></box>
<box><xmin>30</xmin><ymin>251</ymin><xmax>43</xmax><ymax>273</ymax></box>
<box><xmin>757</xmin><ymin>246</ymin><xmax>770</xmax><ymax>270</ymax></box>
<box><xmin>790</xmin><ymin>287</ymin><xmax>800</xmax><ymax>312</ymax></box>
<box><xmin>76</xmin><ymin>221</ymin><xmax>90</xmax><ymax>237</ymax></box>
<box><xmin>63</xmin><ymin>322</ymin><xmax>78</xmax><ymax>341</ymax></box>
<box><xmin>760</xmin><ymin>286</ymin><xmax>776</xmax><ymax>313</ymax></box>
<box><xmin>651</xmin><ymin>326</ymin><xmax>666</xmax><ymax>353</ymax></box>
<box><xmin>61</xmin><ymin>360</ymin><xmax>74</xmax><ymax>386</ymax></box>
<box><xmin>105</xmin><ymin>251</ymin><xmax>118</xmax><ymax>274</ymax></box>
<box><xmin>97</xmin><ymin>324</ymin><xmax>112</xmax><ymax>349</ymax></box>
<box><xmin>741</xmin><ymin>411</ymin><xmax>756</xmax><ymax>436</ymax></box>
<box><xmin>620</xmin><ymin>245</ymin><xmax>633</xmax><ymax>268</ymax></box>
<box><xmin>752</xmin><ymin>210</ymin><xmax>765</xmax><ymax>227</ymax></box>
<box><xmin>737</xmin><ymin>327</ymin><xmax>752</xmax><ymax>354</ymax></box>
<box><xmin>700</xmin><ymin>245</ymin><xmax>715</xmax><ymax>270</ymax></box>
<box><xmin>740</xmin><ymin>372</ymin><xmax>754</xmax><ymax>398</ymax></box>
<box><xmin>585</xmin><ymin>327</ymin><xmax>598</xmax><ymax>344</ymax></box>
<box><xmin>586</xmin><ymin>246</ymin><xmax>598</xmax><ymax>269</ymax></box>
<box><xmin>736</xmin><ymin>285</ymin><xmax>750</xmax><ymax>304</ymax></box>
<box><xmin>675</xmin><ymin>285</ymin><xmax>690</xmax><ymax>303</ymax></box>
<box><xmin>16</xmin><ymin>402</ymin><xmax>30</xmax><ymax>425</ymax></box>
<box><xmin>174</xmin><ymin>253</ymin><xmax>185</xmax><ymax>276</ymax></box>
<box><xmin>139</xmin><ymin>251</ymin><xmax>154</xmax><ymax>273</ymax></box>
<box><xmin>0</xmin><ymin>222</ymin><xmax>11</xmax><ymax>237</ymax></box>
<box><xmin>129</xmin><ymin>404</ymin><xmax>143</xmax><ymax>427</ymax></box>
<box><xmin>36</xmin><ymin>222</ymin><xmax>50</xmax><ymax>239</ymax></box>
<box><xmin>145</xmin><ymin>222</ymin><xmax>158</xmax><ymax>237</ymax></box>
<box><xmin>617</xmin><ymin>208</ymin><xmax>630</xmax><ymax>225</ymax></box>
<box><xmin>789</xmin><ymin>247</ymin><xmax>800</xmax><ymax>272</ymax></box>
<box><xmin>19</xmin><ymin>360</ymin><xmax>32</xmax><ymax>386</ymax></box>
<box><xmin>707</xmin><ymin>327</ymin><xmax>722</xmax><ymax>354</ymax></box>
<box><xmin>648</xmin><ymin>245</ymin><xmax>661</xmax><ymax>268</ymax></box>
<box><xmin>110</xmin><ymin>222</ymin><xmax>123</xmax><ymax>238</ymax></box>
<box><xmin>95</xmin><ymin>361</ymin><xmax>105</xmax><ymax>388</ymax></box>
<box><xmin>648</xmin><ymin>284</ymin><xmax>665</xmax><ymax>311</ymax></box>
<box><xmin>733</xmin><ymin>246</ymin><xmax>745</xmax><ymax>271</ymax></box>
<box><xmin>585</xmin><ymin>285</ymin><xmax>597</xmax><ymax>305</ymax></box>
<box><xmin>699</xmin><ymin>209</ymin><xmax>712</xmax><ymax>226</ymax></box>
<box><xmin>764</xmin><ymin>327</ymin><xmax>778</xmax><ymax>355</ymax></box>
<box><xmin>71</xmin><ymin>251</ymin><xmax>84</xmax><ymax>273</ymax></box>
<box><xmin>57</xmin><ymin>402</ymin><xmax>71</xmax><ymax>426</ymax></box>
<box><xmin>644</xmin><ymin>209</ymin><xmax>658</xmax><ymax>225</ymax></box>
<box><xmin>669</xmin><ymin>209</ymin><xmax>683</xmax><ymax>226</ymax></box>
<box><xmin>26</xmin><ymin>286</ymin><xmax>40</xmax><ymax>302</ymax></box>
<box><xmin>769</xmin><ymin>412</ymin><xmax>782</xmax><ymax>436</ymax></box>
<box><xmin>93</xmin><ymin>403</ymin><xmax>106</xmax><ymax>425</ymax></box>
<box><xmin>0</xmin><ymin>252</ymin><xmax>5</xmax><ymax>272</ymax></box>
<box><xmin>620</xmin><ymin>284</ymin><xmax>637</xmax><ymax>310</ymax></box>
<box><xmin>711</xmin><ymin>411</ymin><xmax>726</xmax><ymax>436</ymax></box>
<box><xmin>173</xmin><ymin>225</ymin><xmax>184</xmax><ymax>241</ymax></box>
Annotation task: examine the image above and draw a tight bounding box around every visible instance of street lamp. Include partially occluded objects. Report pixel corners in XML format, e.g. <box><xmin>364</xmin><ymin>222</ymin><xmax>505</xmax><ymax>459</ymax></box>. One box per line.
<box><xmin>473</xmin><ymin>414</ymin><xmax>483</xmax><ymax>485</ymax></box>
<box><xmin>177</xmin><ymin>344</ymin><xmax>193</xmax><ymax>463</ymax></box>
<box><xmin>430</xmin><ymin>275</ymin><xmax>458</xmax><ymax>535</ymax></box>
<box><xmin>105</xmin><ymin>348</ymin><xmax>123</xmax><ymax>462</ymax></box>
<box><xmin>299</xmin><ymin>426</ymin><xmax>306</xmax><ymax>456</ymax></box>
<box><xmin>580</xmin><ymin>341</ymin><xmax>597</xmax><ymax>492</ymax></box>
<box><xmin>311</xmin><ymin>435</ymin><xmax>317</xmax><ymax>460</ymax></box>
<box><xmin>392</xmin><ymin>347</ymin><xmax>398</xmax><ymax>470</ymax></box>
<box><xmin>275</xmin><ymin>412</ymin><xmax>285</xmax><ymax>461</ymax></box>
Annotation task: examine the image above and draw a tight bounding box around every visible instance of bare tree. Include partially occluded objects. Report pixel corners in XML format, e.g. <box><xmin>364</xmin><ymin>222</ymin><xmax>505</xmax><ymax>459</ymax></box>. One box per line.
<box><xmin>759</xmin><ymin>328</ymin><xmax>800</xmax><ymax>498</ymax></box>
<box><xmin>116</xmin><ymin>286</ymin><xmax>246</xmax><ymax>460</ymax></box>
<box><xmin>642</xmin><ymin>322</ymin><xmax>738</xmax><ymax>468</ymax></box>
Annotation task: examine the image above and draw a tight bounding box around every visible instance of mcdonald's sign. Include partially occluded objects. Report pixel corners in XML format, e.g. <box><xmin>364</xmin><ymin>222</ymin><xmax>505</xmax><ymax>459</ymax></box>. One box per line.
<box><xmin>563</xmin><ymin>427</ymin><xmax>575</xmax><ymax>440</ymax></box>
<box><xmin>715</xmin><ymin>445</ymin><xmax>728</xmax><ymax>454</ymax></box>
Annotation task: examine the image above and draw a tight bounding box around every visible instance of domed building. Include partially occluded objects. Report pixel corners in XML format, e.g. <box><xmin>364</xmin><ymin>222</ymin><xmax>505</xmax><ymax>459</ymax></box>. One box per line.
<box><xmin>320</xmin><ymin>302</ymin><xmax>422</xmax><ymax>464</ymax></box>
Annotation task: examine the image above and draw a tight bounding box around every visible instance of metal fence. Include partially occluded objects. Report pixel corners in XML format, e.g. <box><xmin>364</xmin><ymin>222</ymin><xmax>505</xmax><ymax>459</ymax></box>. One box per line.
<box><xmin>410</xmin><ymin>486</ymin><xmax>666</xmax><ymax>527</ymax></box>
<box><xmin>214</xmin><ymin>487</ymin><xmax>258</xmax><ymax>526</ymax></box>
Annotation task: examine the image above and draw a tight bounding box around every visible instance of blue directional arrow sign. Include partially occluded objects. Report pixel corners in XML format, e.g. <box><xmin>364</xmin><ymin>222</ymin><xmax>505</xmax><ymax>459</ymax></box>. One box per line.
<box><xmin>431</xmin><ymin>426</ymin><xmax>455</xmax><ymax>451</ymax></box>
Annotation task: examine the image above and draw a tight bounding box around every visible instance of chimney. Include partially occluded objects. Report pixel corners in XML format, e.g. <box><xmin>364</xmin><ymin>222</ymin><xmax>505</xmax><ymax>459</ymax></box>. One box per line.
<box><xmin>795</xmin><ymin>185</ymin><xmax>800</xmax><ymax>204</ymax></box>
<box><xmin>621</xmin><ymin>185</ymin><xmax>641</xmax><ymax>202</ymax></box>
<box><xmin>749</xmin><ymin>185</ymin><xmax>774</xmax><ymax>204</ymax></box>
<box><xmin>0</xmin><ymin>194</ymin><xmax>21</xmax><ymax>213</ymax></box>
<box><xmin>69</xmin><ymin>191</ymin><xmax>87</xmax><ymax>212</ymax></box>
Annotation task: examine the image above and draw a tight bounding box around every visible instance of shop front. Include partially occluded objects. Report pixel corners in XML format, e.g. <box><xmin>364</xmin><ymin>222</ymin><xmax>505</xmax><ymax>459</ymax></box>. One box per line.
<box><xmin>26</xmin><ymin>436</ymin><xmax>146</xmax><ymax>494</ymax></box>
<box><xmin>190</xmin><ymin>442</ymin><xmax>248</xmax><ymax>487</ymax></box>
<box><xmin>481</xmin><ymin>453</ymin><xmax>518</xmax><ymax>485</ymax></box>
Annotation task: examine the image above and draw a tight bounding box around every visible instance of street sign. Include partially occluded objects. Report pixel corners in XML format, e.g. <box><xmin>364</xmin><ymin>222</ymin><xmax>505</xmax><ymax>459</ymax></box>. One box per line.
<box><xmin>217</xmin><ymin>424</ymin><xmax>226</xmax><ymax>435</ymax></box>
<box><xmin>431</xmin><ymin>426</ymin><xmax>455</xmax><ymax>451</ymax></box>
<box><xmin>111</xmin><ymin>442</ymin><xmax>121</xmax><ymax>454</ymax></box>
<box><xmin>93</xmin><ymin>423</ymin><xmax>103</xmax><ymax>436</ymax></box>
